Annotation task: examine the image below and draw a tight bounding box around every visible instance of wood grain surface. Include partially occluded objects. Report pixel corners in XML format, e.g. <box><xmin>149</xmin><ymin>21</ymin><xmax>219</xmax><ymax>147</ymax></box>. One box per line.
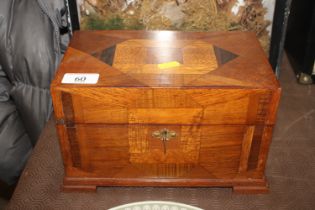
<box><xmin>51</xmin><ymin>30</ymin><xmax>281</xmax><ymax>193</ymax></box>
<box><xmin>51</xmin><ymin>30</ymin><xmax>279</xmax><ymax>89</ymax></box>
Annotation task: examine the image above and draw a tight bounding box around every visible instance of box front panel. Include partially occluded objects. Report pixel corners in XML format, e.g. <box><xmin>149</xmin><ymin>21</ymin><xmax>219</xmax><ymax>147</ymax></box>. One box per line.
<box><xmin>64</xmin><ymin>124</ymin><xmax>264</xmax><ymax>180</ymax></box>
<box><xmin>59</xmin><ymin>88</ymin><xmax>272</xmax><ymax>126</ymax></box>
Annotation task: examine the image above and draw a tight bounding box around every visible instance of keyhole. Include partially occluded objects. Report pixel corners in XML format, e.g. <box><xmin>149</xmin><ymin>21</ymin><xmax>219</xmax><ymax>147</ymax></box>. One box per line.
<box><xmin>152</xmin><ymin>129</ymin><xmax>177</xmax><ymax>154</ymax></box>
<box><xmin>162</xmin><ymin>137</ymin><xmax>167</xmax><ymax>154</ymax></box>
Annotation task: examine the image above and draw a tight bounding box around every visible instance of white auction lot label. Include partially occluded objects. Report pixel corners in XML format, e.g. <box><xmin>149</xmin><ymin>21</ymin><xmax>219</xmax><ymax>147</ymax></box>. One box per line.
<box><xmin>61</xmin><ymin>73</ymin><xmax>99</xmax><ymax>84</ymax></box>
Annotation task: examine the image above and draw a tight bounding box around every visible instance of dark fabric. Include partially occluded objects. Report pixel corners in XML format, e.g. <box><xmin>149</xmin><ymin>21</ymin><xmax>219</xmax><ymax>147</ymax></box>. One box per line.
<box><xmin>0</xmin><ymin>100</ymin><xmax>32</xmax><ymax>185</ymax></box>
<box><xmin>0</xmin><ymin>70</ymin><xmax>11</xmax><ymax>102</ymax></box>
<box><xmin>0</xmin><ymin>72</ymin><xmax>32</xmax><ymax>185</ymax></box>
<box><xmin>5</xmin><ymin>57</ymin><xmax>315</xmax><ymax>210</ymax></box>
<box><xmin>2</xmin><ymin>0</ymin><xmax>59</xmax><ymax>143</ymax></box>
<box><xmin>0</xmin><ymin>0</ymin><xmax>67</xmax><ymax>185</ymax></box>
<box><xmin>10</xmin><ymin>83</ymin><xmax>53</xmax><ymax>143</ymax></box>
<box><xmin>0</xmin><ymin>0</ymin><xmax>32</xmax><ymax>185</ymax></box>
<box><xmin>0</xmin><ymin>0</ymin><xmax>13</xmax><ymax>80</ymax></box>
<box><xmin>0</xmin><ymin>66</ymin><xmax>32</xmax><ymax>185</ymax></box>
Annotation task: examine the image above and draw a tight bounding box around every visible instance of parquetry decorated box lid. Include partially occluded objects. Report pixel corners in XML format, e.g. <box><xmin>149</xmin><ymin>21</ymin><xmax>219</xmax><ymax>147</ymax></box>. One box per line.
<box><xmin>52</xmin><ymin>30</ymin><xmax>280</xmax><ymax>89</ymax></box>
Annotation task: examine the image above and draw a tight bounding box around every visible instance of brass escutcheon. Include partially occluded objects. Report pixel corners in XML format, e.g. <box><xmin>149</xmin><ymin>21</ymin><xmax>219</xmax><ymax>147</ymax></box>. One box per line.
<box><xmin>152</xmin><ymin>128</ymin><xmax>176</xmax><ymax>141</ymax></box>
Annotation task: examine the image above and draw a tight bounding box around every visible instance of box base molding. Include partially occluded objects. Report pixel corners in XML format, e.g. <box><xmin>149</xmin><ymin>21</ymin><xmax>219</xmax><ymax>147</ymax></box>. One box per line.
<box><xmin>62</xmin><ymin>176</ymin><xmax>269</xmax><ymax>194</ymax></box>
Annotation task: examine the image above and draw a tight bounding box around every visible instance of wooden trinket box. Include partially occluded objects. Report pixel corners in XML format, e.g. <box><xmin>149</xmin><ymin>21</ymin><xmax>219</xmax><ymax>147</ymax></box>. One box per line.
<box><xmin>51</xmin><ymin>30</ymin><xmax>281</xmax><ymax>193</ymax></box>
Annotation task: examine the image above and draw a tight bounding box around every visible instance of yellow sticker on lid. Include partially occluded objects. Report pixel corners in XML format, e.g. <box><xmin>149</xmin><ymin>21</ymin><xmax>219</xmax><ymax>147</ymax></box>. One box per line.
<box><xmin>158</xmin><ymin>61</ymin><xmax>181</xmax><ymax>69</ymax></box>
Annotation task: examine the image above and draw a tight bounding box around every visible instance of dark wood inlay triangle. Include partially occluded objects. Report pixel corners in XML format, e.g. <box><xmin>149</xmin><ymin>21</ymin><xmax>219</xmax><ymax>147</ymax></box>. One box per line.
<box><xmin>214</xmin><ymin>46</ymin><xmax>238</xmax><ymax>66</ymax></box>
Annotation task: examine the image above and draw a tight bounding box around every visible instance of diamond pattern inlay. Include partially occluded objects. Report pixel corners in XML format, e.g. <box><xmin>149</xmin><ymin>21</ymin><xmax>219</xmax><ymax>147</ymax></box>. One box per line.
<box><xmin>91</xmin><ymin>39</ymin><xmax>238</xmax><ymax>75</ymax></box>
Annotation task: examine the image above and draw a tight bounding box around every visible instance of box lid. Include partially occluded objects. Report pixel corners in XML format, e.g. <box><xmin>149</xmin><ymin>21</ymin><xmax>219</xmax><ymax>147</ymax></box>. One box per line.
<box><xmin>52</xmin><ymin>30</ymin><xmax>279</xmax><ymax>89</ymax></box>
